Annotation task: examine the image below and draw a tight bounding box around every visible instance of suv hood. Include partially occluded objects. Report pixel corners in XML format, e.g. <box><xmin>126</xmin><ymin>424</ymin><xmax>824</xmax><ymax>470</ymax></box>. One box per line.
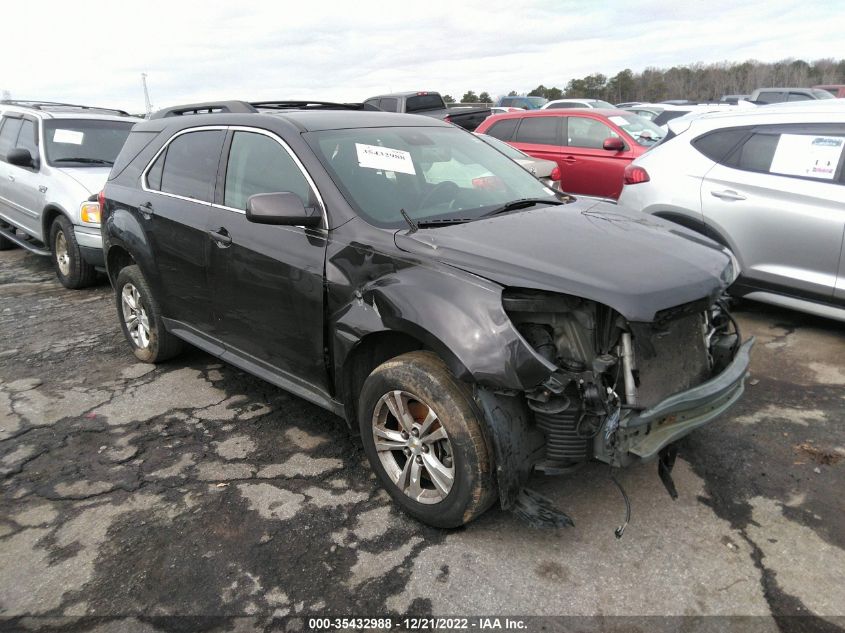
<box><xmin>394</xmin><ymin>200</ymin><xmax>731</xmax><ymax>322</ymax></box>
<box><xmin>56</xmin><ymin>167</ymin><xmax>111</xmax><ymax>196</ymax></box>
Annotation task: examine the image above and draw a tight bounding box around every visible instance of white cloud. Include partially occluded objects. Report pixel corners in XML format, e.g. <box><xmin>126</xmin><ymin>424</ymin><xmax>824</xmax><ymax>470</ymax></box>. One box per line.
<box><xmin>0</xmin><ymin>0</ymin><xmax>840</xmax><ymax>113</ymax></box>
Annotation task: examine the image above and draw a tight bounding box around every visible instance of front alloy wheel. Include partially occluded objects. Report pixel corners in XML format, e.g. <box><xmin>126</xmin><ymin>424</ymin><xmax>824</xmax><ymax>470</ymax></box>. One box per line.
<box><xmin>359</xmin><ymin>351</ymin><xmax>497</xmax><ymax>528</ymax></box>
<box><xmin>372</xmin><ymin>390</ymin><xmax>455</xmax><ymax>504</ymax></box>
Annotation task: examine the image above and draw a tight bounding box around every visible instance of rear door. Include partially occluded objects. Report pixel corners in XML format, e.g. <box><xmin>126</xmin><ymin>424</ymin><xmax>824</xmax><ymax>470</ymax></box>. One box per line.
<box><xmin>508</xmin><ymin>115</ymin><xmax>564</xmax><ymax>168</ymax></box>
<box><xmin>560</xmin><ymin>114</ymin><xmax>635</xmax><ymax>198</ymax></box>
<box><xmin>700</xmin><ymin>124</ymin><xmax>845</xmax><ymax>301</ymax></box>
<box><xmin>208</xmin><ymin>127</ymin><xmax>329</xmax><ymax>391</ymax></box>
<box><xmin>141</xmin><ymin>127</ymin><xmax>226</xmax><ymax>333</ymax></box>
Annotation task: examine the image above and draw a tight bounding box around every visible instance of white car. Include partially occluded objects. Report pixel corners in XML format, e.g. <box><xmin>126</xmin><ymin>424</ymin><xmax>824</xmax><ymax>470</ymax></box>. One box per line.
<box><xmin>542</xmin><ymin>99</ymin><xmax>615</xmax><ymax>110</ymax></box>
<box><xmin>618</xmin><ymin>101</ymin><xmax>845</xmax><ymax>322</ymax></box>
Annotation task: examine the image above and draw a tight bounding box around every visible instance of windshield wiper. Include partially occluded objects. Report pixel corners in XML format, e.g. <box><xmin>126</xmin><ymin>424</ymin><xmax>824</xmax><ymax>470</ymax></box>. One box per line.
<box><xmin>415</xmin><ymin>217</ymin><xmax>476</xmax><ymax>228</ymax></box>
<box><xmin>481</xmin><ymin>197</ymin><xmax>566</xmax><ymax>218</ymax></box>
<box><xmin>53</xmin><ymin>158</ymin><xmax>114</xmax><ymax>165</ymax></box>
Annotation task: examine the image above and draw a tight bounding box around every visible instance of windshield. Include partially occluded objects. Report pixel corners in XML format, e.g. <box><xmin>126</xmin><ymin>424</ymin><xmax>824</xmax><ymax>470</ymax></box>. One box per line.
<box><xmin>609</xmin><ymin>113</ymin><xmax>664</xmax><ymax>145</ymax></box>
<box><xmin>813</xmin><ymin>89</ymin><xmax>835</xmax><ymax>99</ymax></box>
<box><xmin>307</xmin><ymin>126</ymin><xmax>559</xmax><ymax>228</ymax></box>
<box><xmin>44</xmin><ymin>119</ymin><xmax>134</xmax><ymax>166</ymax></box>
<box><xmin>590</xmin><ymin>100</ymin><xmax>615</xmax><ymax>109</ymax></box>
<box><xmin>475</xmin><ymin>133</ymin><xmax>529</xmax><ymax>161</ymax></box>
<box><xmin>652</xmin><ymin>110</ymin><xmax>689</xmax><ymax>127</ymax></box>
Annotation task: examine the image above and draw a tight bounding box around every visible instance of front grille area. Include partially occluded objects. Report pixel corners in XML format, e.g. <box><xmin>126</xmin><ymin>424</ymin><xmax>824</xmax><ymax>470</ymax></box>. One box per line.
<box><xmin>633</xmin><ymin>312</ymin><xmax>710</xmax><ymax>409</ymax></box>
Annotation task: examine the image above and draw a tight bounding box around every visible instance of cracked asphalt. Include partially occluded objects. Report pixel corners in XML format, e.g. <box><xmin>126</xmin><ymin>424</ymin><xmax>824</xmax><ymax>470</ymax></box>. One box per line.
<box><xmin>1</xmin><ymin>248</ymin><xmax>844</xmax><ymax>632</ymax></box>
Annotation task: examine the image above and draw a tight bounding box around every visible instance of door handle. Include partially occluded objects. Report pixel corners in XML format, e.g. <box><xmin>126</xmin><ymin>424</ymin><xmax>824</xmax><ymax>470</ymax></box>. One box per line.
<box><xmin>138</xmin><ymin>201</ymin><xmax>155</xmax><ymax>218</ymax></box>
<box><xmin>8</xmin><ymin>175</ymin><xmax>14</xmax><ymax>182</ymax></box>
<box><xmin>208</xmin><ymin>227</ymin><xmax>232</xmax><ymax>248</ymax></box>
<box><xmin>711</xmin><ymin>189</ymin><xmax>746</xmax><ymax>202</ymax></box>
<box><xmin>561</xmin><ymin>156</ymin><xmax>577</xmax><ymax>164</ymax></box>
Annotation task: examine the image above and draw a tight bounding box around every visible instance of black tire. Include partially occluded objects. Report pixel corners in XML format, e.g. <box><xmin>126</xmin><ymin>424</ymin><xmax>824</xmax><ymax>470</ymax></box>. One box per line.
<box><xmin>50</xmin><ymin>215</ymin><xmax>97</xmax><ymax>289</ymax></box>
<box><xmin>114</xmin><ymin>264</ymin><xmax>183</xmax><ymax>363</ymax></box>
<box><xmin>359</xmin><ymin>351</ymin><xmax>496</xmax><ymax>528</ymax></box>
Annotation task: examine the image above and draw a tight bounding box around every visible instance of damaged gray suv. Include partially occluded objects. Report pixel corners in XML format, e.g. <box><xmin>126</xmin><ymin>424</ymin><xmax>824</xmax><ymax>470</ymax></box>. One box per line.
<box><xmin>102</xmin><ymin>100</ymin><xmax>753</xmax><ymax>530</ymax></box>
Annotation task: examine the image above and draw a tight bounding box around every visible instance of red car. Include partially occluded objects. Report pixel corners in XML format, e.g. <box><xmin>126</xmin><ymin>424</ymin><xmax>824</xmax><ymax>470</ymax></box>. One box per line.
<box><xmin>475</xmin><ymin>109</ymin><xmax>664</xmax><ymax>198</ymax></box>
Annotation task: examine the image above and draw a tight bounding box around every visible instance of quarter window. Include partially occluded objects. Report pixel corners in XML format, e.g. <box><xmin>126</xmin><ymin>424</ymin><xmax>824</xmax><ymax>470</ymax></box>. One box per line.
<box><xmin>692</xmin><ymin>128</ymin><xmax>749</xmax><ymax>162</ymax></box>
<box><xmin>158</xmin><ymin>130</ymin><xmax>225</xmax><ymax>202</ymax></box>
<box><xmin>513</xmin><ymin>117</ymin><xmax>560</xmax><ymax>145</ymax></box>
<box><xmin>485</xmin><ymin>118</ymin><xmax>519</xmax><ymax>141</ymax></box>
<box><xmin>224</xmin><ymin>131</ymin><xmax>315</xmax><ymax>211</ymax></box>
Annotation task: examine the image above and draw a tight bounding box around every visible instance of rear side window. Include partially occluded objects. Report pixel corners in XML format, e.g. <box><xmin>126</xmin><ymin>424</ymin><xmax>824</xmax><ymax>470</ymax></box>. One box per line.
<box><xmin>223</xmin><ymin>131</ymin><xmax>316</xmax><ymax>210</ymax></box>
<box><xmin>546</xmin><ymin>102</ymin><xmax>578</xmax><ymax>109</ymax></box>
<box><xmin>734</xmin><ymin>133</ymin><xmax>779</xmax><ymax>172</ymax></box>
<box><xmin>692</xmin><ymin>128</ymin><xmax>749</xmax><ymax>162</ymax></box>
<box><xmin>0</xmin><ymin>118</ymin><xmax>23</xmax><ymax>160</ymax></box>
<box><xmin>379</xmin><ymin>98</ymin><xmax>399</xmax><ymax>113</ymax></box>
<box><xmin>485</xmin><ymin>118</ymin><xmax>519</xmax><ymax>141</ymax></box>
<box><xmin>727</xmin><ymin>126</ymin><xmax>845</xmax><ymax>183</ymax></box>
<box><xmin>514</xmin><ymin>116</ymin><xmax>560</xmax><ymax>145</ymax></box>
<box><xmin>159</xmin><ymin>130</ymin><xmax>225</xmax><ymax>202</ymax></box>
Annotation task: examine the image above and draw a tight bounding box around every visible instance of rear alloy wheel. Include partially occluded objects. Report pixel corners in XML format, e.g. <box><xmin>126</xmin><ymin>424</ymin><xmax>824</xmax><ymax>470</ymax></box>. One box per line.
<box><xmin>114</xmin><ymin>265</ymin><xmax>182</xmax><ymax>363</ymax></box>
<box><xmin>359</xmin><ymin>351</ymin><xmax>497</xmax><ymax>528</ymax></box>
<box><xmin>50</xmin><ymin>215</ymin><xmax>97</xmax><ymax>289</ymax></box>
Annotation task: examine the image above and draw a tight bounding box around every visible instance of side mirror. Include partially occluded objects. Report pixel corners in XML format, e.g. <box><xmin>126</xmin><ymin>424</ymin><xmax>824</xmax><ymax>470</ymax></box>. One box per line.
<box><xmin>246</xmin><ymin>192</ymin><xmax>321</xmax><ymax>227</ymax></box>
<box><xmin>602</xmin><ymin>137</ymin><xmax>626</xmax><ymax>152</ymax></box>
<box><xmin>7</xmin><ymin>148</ymin><xmax>35</xmax><ymax>168</ymax></box>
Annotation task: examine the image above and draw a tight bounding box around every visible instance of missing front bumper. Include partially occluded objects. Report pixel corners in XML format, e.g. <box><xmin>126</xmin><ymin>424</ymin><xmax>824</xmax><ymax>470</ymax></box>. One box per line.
<box><xmin>599</xmin><ymin>337</ymin><xmax>754</xmax><ymax>466</ymax></box>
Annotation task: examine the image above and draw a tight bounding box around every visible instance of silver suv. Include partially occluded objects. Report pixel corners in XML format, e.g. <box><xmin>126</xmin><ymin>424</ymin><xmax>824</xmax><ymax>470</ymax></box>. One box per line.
<box><xmin>618</xmin><ymin>101</ymin><xmax>845</xmax><ymax>322</ymax></box>
<box><xmin>0</xmin><ymin>101</ymin><xmax>138</xmax><ymax>288</ymax></box>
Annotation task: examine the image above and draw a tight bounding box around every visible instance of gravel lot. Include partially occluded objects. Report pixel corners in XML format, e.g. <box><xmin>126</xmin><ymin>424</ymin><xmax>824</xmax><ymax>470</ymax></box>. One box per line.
<box><xmin>1</xmin><ymin>248</ymin><xmax>844</xmax><ymax>632</ymax></box>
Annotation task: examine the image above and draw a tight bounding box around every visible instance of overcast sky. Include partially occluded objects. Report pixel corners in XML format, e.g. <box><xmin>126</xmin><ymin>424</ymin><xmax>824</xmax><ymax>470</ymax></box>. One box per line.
<box><xmin>1</xmin><ymin>0</ymin><xmax>841</xmax><ymax>113</ymax></box>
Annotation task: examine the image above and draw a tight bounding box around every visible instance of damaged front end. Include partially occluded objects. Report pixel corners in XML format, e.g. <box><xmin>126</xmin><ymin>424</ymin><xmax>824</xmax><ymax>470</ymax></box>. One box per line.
<box><xmin>480</xmin><ymin>288</ymin><xmax>753</xmax><ymax>530</ymax></box>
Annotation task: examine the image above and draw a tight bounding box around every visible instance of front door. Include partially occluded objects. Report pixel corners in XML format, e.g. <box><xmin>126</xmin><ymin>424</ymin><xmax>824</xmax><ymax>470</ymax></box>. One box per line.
<box><xmin>208</xmin><ymin>128</ymin><xmax>329</xmax><ymax>391</ymax></box>
<box><xmin>560</xmin><ymin>115</ymin><xmax>635</xmax><ymax>198</ymax></box>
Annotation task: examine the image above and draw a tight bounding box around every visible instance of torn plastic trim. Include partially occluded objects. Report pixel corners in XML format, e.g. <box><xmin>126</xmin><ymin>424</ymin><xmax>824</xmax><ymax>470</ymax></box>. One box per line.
<box><xmin>475</xmin><ymin>386</ymin><xmax>541</xmax><ymax>510</ymax></box>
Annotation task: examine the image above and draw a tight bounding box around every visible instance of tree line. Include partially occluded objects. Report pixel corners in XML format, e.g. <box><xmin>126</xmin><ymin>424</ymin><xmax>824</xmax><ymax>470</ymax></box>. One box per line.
<box><xmin>451</xmin><ymin>58</ymin><xmax>845</xmax><ymax>104</ymax></box>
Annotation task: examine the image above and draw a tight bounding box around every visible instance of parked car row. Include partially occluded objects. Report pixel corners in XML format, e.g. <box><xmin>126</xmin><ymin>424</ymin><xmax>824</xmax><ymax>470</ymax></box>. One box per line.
<box><xmin>0</xmin><ymin>95</ymin><xmax>752</xmax><ymax>531</ymax></box>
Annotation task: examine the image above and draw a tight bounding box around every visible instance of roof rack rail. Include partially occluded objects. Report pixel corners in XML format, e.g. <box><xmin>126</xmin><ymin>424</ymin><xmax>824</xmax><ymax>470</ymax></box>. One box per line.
<box><xmin>0</xmin><ymin>99</ymin><xmax>131</xmax><ymax>116</ymax></box>
<box><xmin>148</xmin><ymin>99</ymin><xmax>382</xmax><ymax>119</ymax></box>
<box><xmin>149</xmin><ymin>101</ymin><xmax>259</xmax><ymax>119</ymax></box>
<box><xmin>250</xmin><ymin>100</ymin><xmax>380</xmax><ymax>111</ymax></box>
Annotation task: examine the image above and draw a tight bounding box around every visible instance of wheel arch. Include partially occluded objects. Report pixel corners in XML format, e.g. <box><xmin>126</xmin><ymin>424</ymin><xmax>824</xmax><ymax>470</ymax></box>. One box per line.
<box><xmin>41</xmin><ymin>204</ymin><xmax>71</xmax><ymax>248</ymax></box>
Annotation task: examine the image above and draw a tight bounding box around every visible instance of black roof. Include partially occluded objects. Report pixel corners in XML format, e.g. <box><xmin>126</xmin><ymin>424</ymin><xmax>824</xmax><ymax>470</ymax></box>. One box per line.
<box><xmin>141</xmin><ymin>100</ymin><xmax>450</xmax><ymax>133</ymax></box>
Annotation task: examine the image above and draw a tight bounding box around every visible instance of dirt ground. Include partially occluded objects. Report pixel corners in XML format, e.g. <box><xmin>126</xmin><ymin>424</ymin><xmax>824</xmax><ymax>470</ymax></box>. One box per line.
<box><xmin>1</xmin><ymin>249</ymin><xmax>843</xmax><ymax>633</ymax></box>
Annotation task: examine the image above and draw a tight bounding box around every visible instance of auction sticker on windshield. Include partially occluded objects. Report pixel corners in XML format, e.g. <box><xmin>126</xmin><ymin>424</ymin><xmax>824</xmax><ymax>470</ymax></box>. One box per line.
<box><xmin>770</xmin><ymin>134</ymin><xmax>844</xmax><ymax>180</ymax></box>
<box><xmin>356</xmin><ymin>143</ymin><xmax>416</xmax><ymax>175</ymax></box>
<box><xmin>53</xmin><ymin>130</ymin><xmax>85</xmax><ymax>145</ymax></box>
